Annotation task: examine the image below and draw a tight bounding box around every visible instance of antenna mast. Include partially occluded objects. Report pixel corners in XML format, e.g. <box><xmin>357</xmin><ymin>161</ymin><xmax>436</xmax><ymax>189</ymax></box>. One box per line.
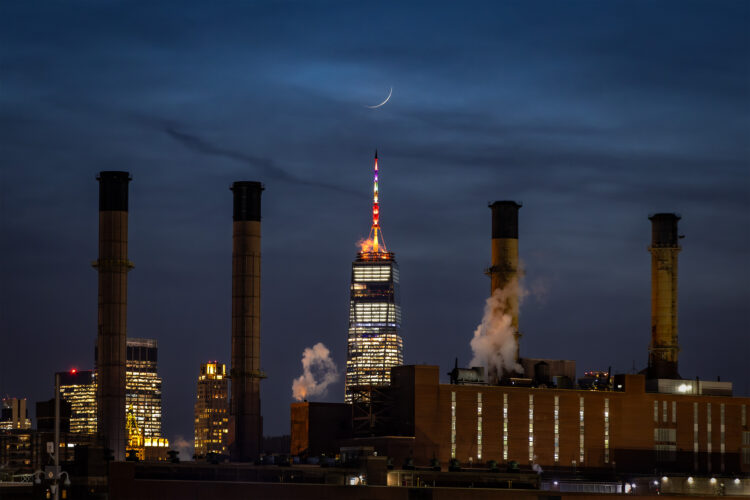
<box><xmin>372</xmin><ymin>150</ymin><xmax>382</xmax><ymax>252</ymax></box>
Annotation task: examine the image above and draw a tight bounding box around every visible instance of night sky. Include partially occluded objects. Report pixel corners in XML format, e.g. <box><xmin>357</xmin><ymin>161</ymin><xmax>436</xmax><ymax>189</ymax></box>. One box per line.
<box><xmin>2</xmin><ymin>1</ymin><xmax>748</xmax><ymax>458</ymax></box>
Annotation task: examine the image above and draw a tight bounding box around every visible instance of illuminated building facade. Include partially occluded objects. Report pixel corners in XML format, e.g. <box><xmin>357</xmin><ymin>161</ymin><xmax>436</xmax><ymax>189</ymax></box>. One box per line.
<box><xmin>58</xmin><ymin>370</ymin><xmax>97</xmax><ymax>434</ymax></box>
<box><xmin>126</xmin><ymin>338</ymin><xmax>163</xmax><ymax>438</ymax></box>
<box><xmin>345</xmin><ymin>365</ymin><xmax>750</xmax><ymax>476</ymax></box>
<box><xmin>0</xmin><ymin>398</ymin><xmax>31</xmax><ymax>430</ymax></box>
<box><xmin>345</xmin><ymin>152</ymin><xmax>403</xmax><ymax>403</ymax></box>
<box><xmin>126</xmin><ymin>409</ymin><xmax>169</xmax><ymax>461</ymax></box>
<box><xmin>194</xmin><ymin>362</ymin><xmax>229</xmax><ymax>457</ymax></box>
<box><xmin>93</xmin><ymin>337</ymin><xmax>163</xmax><ymax>438</ymax></box>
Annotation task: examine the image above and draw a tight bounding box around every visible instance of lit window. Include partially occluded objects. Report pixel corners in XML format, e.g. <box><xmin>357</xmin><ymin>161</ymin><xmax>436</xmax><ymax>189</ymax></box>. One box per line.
<box><xmin>477</xmin><ymin>393</ymin><xmax>483</xmax><ymax>461</ymax></box>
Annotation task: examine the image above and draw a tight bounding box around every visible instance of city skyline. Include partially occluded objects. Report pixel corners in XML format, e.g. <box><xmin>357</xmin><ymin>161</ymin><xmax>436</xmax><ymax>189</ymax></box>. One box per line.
<box><xmin>1</xmin><ymin>0</ymin><xmax>748</xmax><ymax>457</ymax></box>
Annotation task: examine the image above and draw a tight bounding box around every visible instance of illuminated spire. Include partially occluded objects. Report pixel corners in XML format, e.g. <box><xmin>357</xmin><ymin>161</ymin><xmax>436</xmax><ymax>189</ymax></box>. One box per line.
<box><xmin>372</xmin><ymin>150</ymin><xmax>381</xmax><ymax>252</ymax></box>
<box><xmin>359</xmin><ymin>150</ymin><xmax>389</xmax><ymax>257</ymax></box>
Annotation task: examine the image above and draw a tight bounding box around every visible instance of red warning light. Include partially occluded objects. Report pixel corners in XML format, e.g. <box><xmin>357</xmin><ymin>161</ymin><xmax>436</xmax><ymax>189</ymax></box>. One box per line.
<box><xmin>71</xmin><ymin>369</ymin><xmax>77</xmax><ymax>374</ymax></box>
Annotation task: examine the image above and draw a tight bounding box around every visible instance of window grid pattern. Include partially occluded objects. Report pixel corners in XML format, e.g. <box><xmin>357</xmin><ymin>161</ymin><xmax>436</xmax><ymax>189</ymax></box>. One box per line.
<box><xmin>503</xmin><ymin>393</ymin><xmax>509</xmax><ymax>461</ymax></box>
<box><xmin>693</xmin><ymin>402</ymin><xmax>699</xmax><ymax>470</ymax></box>
<box><xmin>87</xmin><ymin>339</ymin><xmax>164</xmax><ymax>438</ymax></box>
<box><xmin>477</xmin><ymin>393</ymin><xmax>483</xmax><ymax>461</ymax></box>
<box><xmin>706</xmin><ymin>403</ymin><xmax>712</xmax><ymax>458</ymax></box>
<box><xmin>721</xmin><ymin>404</ymin><xmax>726</xmax><ymax>456</ymax></box>
<box><xmin>554</xmin><ymin>396</ymin><xmax>560</xmax><ymax>463</ymax></box>
<box><xmin>194</xmin><ymin>362</ymin><xmax>229</xmax><ymax>456</ymax></box>
<box><xmin>654</xmin><ymin>426</ymin><xmax>677</xmax><ymax>462</ymax></box>
<box><xmin>528</xmin><ymin>394</ymin><xmax>534</xmax><ymax>463</ymax></box>
<box><xmin>124</xmin><ymin>339</ymin><xmax>163</xmax><ymax>438</ymax></box>
<box><xmin>59</xmin><ymin>373</ymin><xmax>97</xmax><ymax>435</ymax></box>
<box><xmin>579</xmin><ymin>396</ymin><xmax>585</xmax><ymax>463</ymax></box>
<box><xmin>345</xmin><ymin>258</ymin><xmax>403</xmax><ymax>402</ymax></box>
<box><xmin>604</xmin><ymin>398</ymin><xmax>610</xmax><ymax>464</ymax></box>
<box><xmin>450</xmin><ymin>391</ymin><xmax>456</xmax><ymax>459</ymax></box>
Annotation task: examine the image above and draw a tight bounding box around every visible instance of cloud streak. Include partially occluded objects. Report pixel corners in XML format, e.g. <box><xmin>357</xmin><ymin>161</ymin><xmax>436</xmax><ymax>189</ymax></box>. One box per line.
<box><xmin>163</xmin><ymin>124</ymin><xmax>363</xmax><ymax>198</ymax></box>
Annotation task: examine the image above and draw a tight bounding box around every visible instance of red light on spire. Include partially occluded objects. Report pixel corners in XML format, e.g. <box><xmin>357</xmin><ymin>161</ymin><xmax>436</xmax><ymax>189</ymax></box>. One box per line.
<box><xmin>71</xmin><ymin>368</ymin><xmax>77</xmax><ymax>374</ymax></box>
<box><xmin>360</xmin><ymin>150</ymin><xmax>389</xmax><ymax>257</ymax></box>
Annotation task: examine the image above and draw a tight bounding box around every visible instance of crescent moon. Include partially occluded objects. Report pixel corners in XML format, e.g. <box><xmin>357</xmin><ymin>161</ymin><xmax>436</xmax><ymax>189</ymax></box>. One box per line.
<box><xmin>366</xmin><ymin>87</ymin><xmax>393</xmax><ymax>109</ymax></box>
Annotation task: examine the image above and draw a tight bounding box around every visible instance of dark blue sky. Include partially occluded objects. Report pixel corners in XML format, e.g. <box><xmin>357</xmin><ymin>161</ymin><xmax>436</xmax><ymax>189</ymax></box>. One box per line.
<box><xmin>1</xmin><ymin>1</ymin><xmax>748</xmax><ymax>455</ymax></box>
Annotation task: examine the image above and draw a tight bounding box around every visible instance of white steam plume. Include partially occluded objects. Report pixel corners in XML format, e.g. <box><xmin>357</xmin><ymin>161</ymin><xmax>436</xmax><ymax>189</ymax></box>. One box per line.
<box><xmin>171</xmin><ymin>434</ymin><xmax>194</xmax><ymax>461</ymax></box>
<box><xmin>292</xmin><ymin>342</ymin><xmax>339</xmax><ymax>401</ymax></box>
<box><xmin>469</xmin><ymin>279</ymin><xmax>524</xmax><ymax>380</ymax></box>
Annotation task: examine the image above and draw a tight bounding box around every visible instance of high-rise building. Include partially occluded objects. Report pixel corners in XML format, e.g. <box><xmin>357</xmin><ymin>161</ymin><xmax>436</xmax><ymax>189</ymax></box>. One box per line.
<box><xmin>345</xmin><ymin>152</ymin><xmax>403</xmax><ymax>403</ymax></box>
<box><xmin>94</xmin><ymin>338</ymin><xmax>163</xmax><ymax>438</ymax></box>
<box><xmin>125</xmin><ymin>338</ymin><xmax>163</xmax><ymax>438</ymax></box>
<box><xmin>0</xmin><ymin>398</ymin><xmax>31</xmax><ymax>430</ymax></box>
<box><xmin>194</xmin><ymin>362</ymin><xmax>229</xmax><ymax>457</ymax></box>
<box><xmin>58</xmin><ymin>370</ymin><xmax>97</xmax><ymax>434</ymax></box>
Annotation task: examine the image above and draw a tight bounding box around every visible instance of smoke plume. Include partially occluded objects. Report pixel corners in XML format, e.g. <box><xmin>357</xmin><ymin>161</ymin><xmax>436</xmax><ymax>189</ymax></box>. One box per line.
<box><xmin>469</xmin><ymin>279</ymin><xmax>524</xmax><ymax>379</ymax></box>
<box><xmin>171</xmin><ymin>434</ymin><xmax>194</xmax><ymax>461</ymax></box>
<box><xmin>357</xmin><ymin>237</ymin><xmax>375</xmax><ymax>253</ymax></box>
<box><xmin>292</xmin><ymin>343</ymin><xmax>339</xmax><ymax>401</ymax></box>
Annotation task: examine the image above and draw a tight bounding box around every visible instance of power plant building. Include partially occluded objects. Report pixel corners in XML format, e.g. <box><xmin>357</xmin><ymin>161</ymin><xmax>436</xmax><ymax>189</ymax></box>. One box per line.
<box><xmin>345</xmin><ymin>365</ymin><xmax>750</xmax><ymax>475</ymax></box>
<box><xmin>345</xmin><ymin>152</ymin><xmax>403</xmax><ymax>403</ymax></box>
<box><xmin>294</xmin><ymin>205</ymin><xmax>750</xmax><ymax>480</ymax></box>
<box><xmin>194</xmin><ymin>362</ymin><xmax>230</xmax><ymax>457</ymax></box>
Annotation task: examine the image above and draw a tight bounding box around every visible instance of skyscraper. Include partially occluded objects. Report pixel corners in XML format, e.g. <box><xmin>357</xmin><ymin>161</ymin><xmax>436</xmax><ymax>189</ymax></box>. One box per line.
<box><xmin>194</xmin><ymin>362</ymin><xmax>229</xmax><ymax>457</ymax></box>
<box><xmin>0</xmin><ymin>398</ymin><xmax>31</xmax><ymax>430</ymax></box>
<box><xmin>93</xmin><ymin>337</ymin><xmax>163</xmax><ymax>438</ymax></box>
<box><xmin>345</xmin><ymin>152</ymin><xmax>403</xmax><ymax>403</ymax></box>
<box><xmin>58</xmin><ymin>370</ymin><xmax>97</xmax><ymax>434</ymax></box>
<box><xmin>125</xmin><ymin>338</ymin><xmax>162</xmax><ymax>438</ymax></box>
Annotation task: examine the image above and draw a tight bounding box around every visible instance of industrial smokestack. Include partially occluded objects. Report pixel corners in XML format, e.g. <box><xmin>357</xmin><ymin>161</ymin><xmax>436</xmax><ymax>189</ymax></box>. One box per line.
<box><xmin>94</xmin><ymin>171</ymin><xmax>132</xmax><ymax>460</ymax></box>
<box><xmin>229</xmin><ymin>181</ymin><xmax>264</xmax><ymax>462</ymax></box>
<box><xmin>486</xmin><ymin>201</ymin><xmax>522</xmax><ymax>381</ymax></box>
<box><xmin>647</xmin><ymin>213</ymin><xmax>682</xmax><ymax>379</ymax></box>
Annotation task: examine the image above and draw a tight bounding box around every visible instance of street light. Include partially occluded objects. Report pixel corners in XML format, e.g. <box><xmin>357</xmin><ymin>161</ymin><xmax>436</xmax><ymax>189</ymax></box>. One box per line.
<box><xmin>40</xmin><ymin>372</ymin><xmax>71</xmax><ymax>500</ymax></box>
<box><xmin>32</xmin><ymin>469</ymin><xmax>70</xmax><ymax>496</ymax></box>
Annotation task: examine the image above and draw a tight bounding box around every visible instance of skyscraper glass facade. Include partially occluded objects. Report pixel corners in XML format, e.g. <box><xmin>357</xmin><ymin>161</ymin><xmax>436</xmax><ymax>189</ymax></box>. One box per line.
<box><xmin>345</xmin><ymin>252</ymin><xmax>403</xmax><ymax>402</ymax></box>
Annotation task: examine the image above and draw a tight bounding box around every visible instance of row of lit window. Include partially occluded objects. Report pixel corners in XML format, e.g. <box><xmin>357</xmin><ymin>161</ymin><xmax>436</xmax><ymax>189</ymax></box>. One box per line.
<box><xmin>448</xmin><ymin>393</ymin><xmax>621</xmax><ymax>466</ymax></box>
<box><xmin>353</xmin><ymin>266</ymin><xmax>394</xmax><ymax>283</ymax></box>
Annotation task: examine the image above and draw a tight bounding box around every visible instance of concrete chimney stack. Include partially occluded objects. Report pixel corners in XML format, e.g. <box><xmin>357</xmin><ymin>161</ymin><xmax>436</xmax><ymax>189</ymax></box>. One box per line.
<box><xmin>94</xmin><ymin>171</ymin><xmax>133</xmax><ymax>460</ymax></box>
<box><xmin>647</xmin><ymin>213</ymin><xmax>682</xmax><ymax>379</ymax></box>
<box><xmin>229</xmin><ymin>181</ymin><xmax>264</xmax><ymax>462</ymax></box>
<box><xmin>487</xmin><ymin>201</ymin><xmax>522</xmax><ymax>379</ymax></box>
